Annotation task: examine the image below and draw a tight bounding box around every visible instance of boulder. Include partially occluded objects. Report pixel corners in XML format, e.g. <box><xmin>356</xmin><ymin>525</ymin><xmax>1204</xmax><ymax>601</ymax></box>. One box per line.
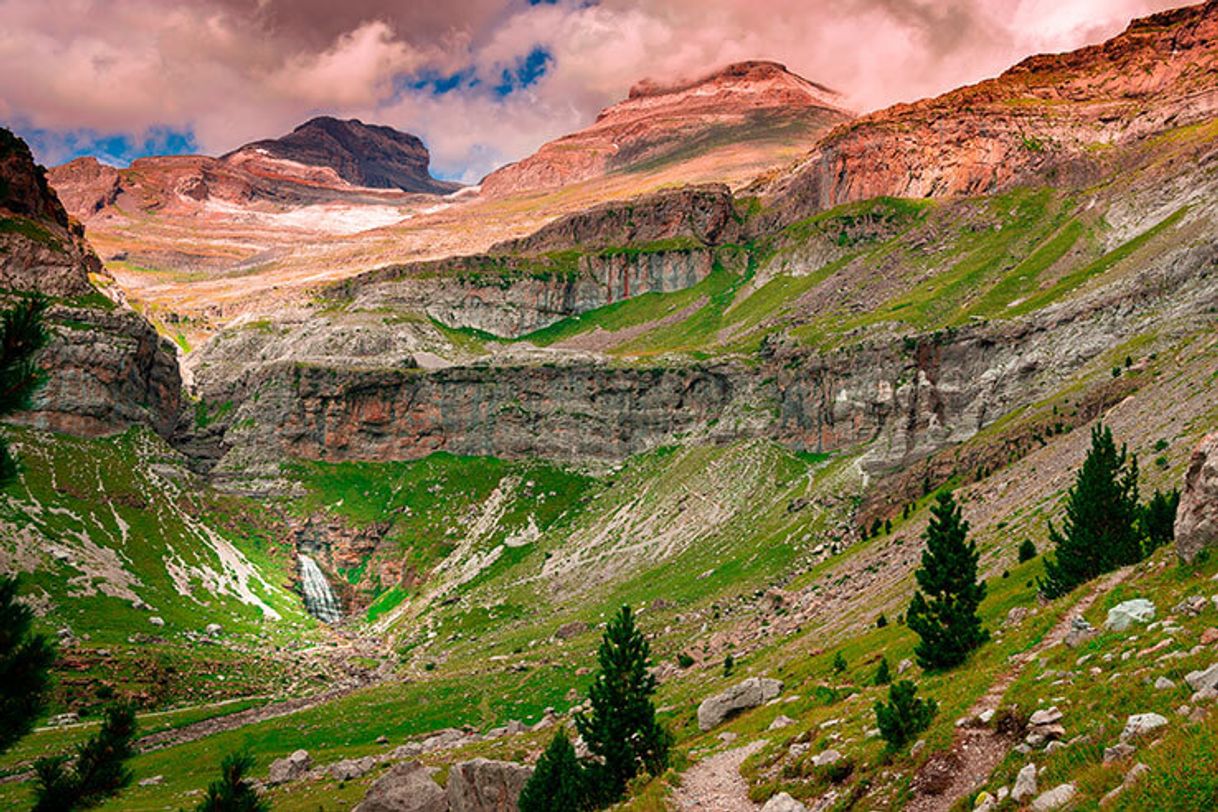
<box><xmin>1031</xmin><ymin>783</ymin><xmax>1076</xmax><ymax>811</ymax></box>
<box><xmin>1012</xmin><ymin>763</ymin><xmax>1038</xmax><ymax>803</ymax></box>
<box><xmin>761</xmin><ymin>792</ymin><xmax>808</xmax><ymax>812</ymax></box>
<box><xmin>1120</xmin><ymin>713</ymin><xmax>1168</xmax><ymax>742</ymax></box>
<box><xmin>1105</xmin><ymin>600</ymin><xmax>1155</xmax><ymax>632</ymax></box>
<box><xmin>769</xmin><ymin>714</ymin><xmax>795</xmax><ymax>730</ymax></box>
<box><xmin>355</xmin><ymin>761</ymin><xmax>448</xmax><ymax>812</ymax></box>
<box><xmin>1064</xmin><ymin>617</ymin><xmax>1097</xmax><ymax>648</ymax></box>
<box><xmin>268</xmin><ymin>750</ymin><xmax>312</xmax><ymax>785</ymax></box>
<box><xmin>1104</xmin><ymin>743</ymin><xmax>1136</xmax><ymax>762</ymax></box>
<box><xmin>812</xmin><ymin>749</ymin><xmax>842</xmax><ymax>767</ymax></box>
<box><xmin>1176</xmin><ymin>433</ymin><xmax>1218</xmax><ymax>563</ymax></box>
<box><xmin>697</xmin><ymin>677</ymin><xmax>783</xmax><ymax>731</ymax></box>
<box><xmin>329</xmin><ymin>756</ymin><xmax>379</xmax><ymax>782</ymax></box>
<box><xmin>554</xmin><ymin>621</ymin><xmax>589</xmax><ymax>640</ymax></box>
<box><xmin>446</xmin><ymin>758</ymin><xmax>532</xmax><ymax>812</ymax></box>
<box><xmin>1185</xmin><ymin>662</ymin><xmax>1218</xmax><ymax>692</ymax></box>
<box><xmin>1004</xmin><ymin>607</ymin><xmax>1028</xmax><ymax>628</ymax></box>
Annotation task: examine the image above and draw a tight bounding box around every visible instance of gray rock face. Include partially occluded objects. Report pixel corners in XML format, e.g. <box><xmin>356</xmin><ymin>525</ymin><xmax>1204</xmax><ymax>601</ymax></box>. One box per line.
<box><xmin>1120</xmin><ymin>713</ymin><xmax>1169</xmax><ymax>742</ymax></box>
<box><xmin>328</xmin><ymin>756</ymin><xmax>379</xmax><ymax>781</ymax></box>
<box><xmin>1176</xmin><ymin>433</ymin><xmax>1218</xmax><ymax>563</ymax></box>
<box><xmin>697</xmin><ymin>677</ymin><xmax>783</xmax><ymax>731</ymax></box>
<box><xmin>1105</xmin><ymin>599</ymin><xmax>1156</xmax><ymax>632</ymax></box>
<box><xmin>268</xmin><ymin>749</ymin><xmax>312</xmax><ymax>785</ymax></box>
<box><xmin>1012</xmin><ymin>763</ymin><xmax>1038</xmax><ymax>803</ymax></box>
<box><xmin>761</xmin><ymin>792</ymin><xmax>808</xmax><ymax>812</ymax></box>
<box><xmin>446</xmin><ymin>758</ymin><xmax>532</xmax><ymax>812</ymax></box>
<box><xmin>355</xmin><ymin>761</ymin><xmax>448</xmax><ymax>812</ymax></box>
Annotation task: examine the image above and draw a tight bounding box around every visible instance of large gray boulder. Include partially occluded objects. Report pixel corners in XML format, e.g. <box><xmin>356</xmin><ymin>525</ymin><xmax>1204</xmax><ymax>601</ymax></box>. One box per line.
<box><xmin>1105</xmin><ymin>599</ymin><xmax>1155</xmax><ymax>632</ymax></box>
<box><xmin>267</xmin><ymin>749</ymin><xmax>311</xmax><ymax>785</ymax></box>
<box><xmin>1186</xmin><ymin>662</ymin><xmax>1218</xmax><ymax>692</ymax></box>
<box><xmin>355</xmin><ymin>761</ymin><xmax>448</xmax><ymax>812</ymax></box>
<box><xmin>446</xmin><ymin>758</ymin><xmax>532</xmax><ymax>812</ymax></box>
<box><xmin>697</xmin><ymin>677</ymin><xmax>783</xmax><ymax>731</ymax></box>
<box><xmin>1177</xmin><ymin>433</ymin><xmax>1218</xmax><ymax>563</ymax></box>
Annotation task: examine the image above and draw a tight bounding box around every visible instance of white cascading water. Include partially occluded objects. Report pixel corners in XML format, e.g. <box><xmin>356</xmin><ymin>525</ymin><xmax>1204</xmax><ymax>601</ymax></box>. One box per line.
<box><xmin>299</xmin><ymin>554</ymin><xmax>342</xmax><ymax>623</ymax></box>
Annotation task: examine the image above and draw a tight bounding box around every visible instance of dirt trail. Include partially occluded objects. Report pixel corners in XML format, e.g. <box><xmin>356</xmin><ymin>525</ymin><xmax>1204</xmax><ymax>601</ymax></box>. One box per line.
<box><xmin>905</xmin><ymin>567</ymin><xmax>1131</xmax><ymax>812</ymax></box>
<box><xmin>673</xmin><ymin>740</ymin><xmax>766</xmax><ymax>811</ymax></box>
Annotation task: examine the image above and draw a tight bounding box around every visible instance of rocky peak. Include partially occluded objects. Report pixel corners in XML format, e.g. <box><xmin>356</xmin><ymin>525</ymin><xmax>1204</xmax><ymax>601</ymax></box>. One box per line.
<box><xmin>480</xmin><ymin>61</ymin><xmax>851</xmax><ymax>198</ymax></box>
<box><xmin>223</xmin><ymin>116</ymin><xmax>460</xmax><ymax>195</ymax></box>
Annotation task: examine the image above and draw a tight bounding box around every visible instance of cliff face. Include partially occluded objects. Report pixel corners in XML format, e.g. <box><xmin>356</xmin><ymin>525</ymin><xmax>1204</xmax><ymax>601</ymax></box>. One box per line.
<box><xmin>0</xmin><ymin>128</ymin><xmax>181</xmax><ymax>438</ymax></box>
<box><xmin>480</xmin><ymin>61</ymin><xmax>851</xmax><ymax>198</ymax></box>
<box><xmin>761</xmin><ymin>2</ymin><xmax>1218</xmax><ymax>226</ymax></box>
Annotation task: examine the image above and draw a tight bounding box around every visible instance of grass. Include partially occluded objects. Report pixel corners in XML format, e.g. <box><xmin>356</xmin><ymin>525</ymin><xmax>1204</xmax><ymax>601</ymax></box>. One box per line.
<box><xmin>0</xmin><ymin>215</ymin><xmax>62</xmax><ymax>250</ymax></box>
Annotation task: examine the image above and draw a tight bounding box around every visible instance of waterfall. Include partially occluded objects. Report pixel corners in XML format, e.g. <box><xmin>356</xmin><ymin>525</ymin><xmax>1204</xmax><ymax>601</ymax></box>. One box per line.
<box><xmin>299</xmin><ymin>554</ymin><xmax>342</xmax><ymax>623</ymax></box>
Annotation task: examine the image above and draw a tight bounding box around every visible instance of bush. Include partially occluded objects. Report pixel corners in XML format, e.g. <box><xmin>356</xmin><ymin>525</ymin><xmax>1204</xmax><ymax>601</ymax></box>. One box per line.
<box><xmin>874</xmin><ymin>657</ymin><xmax>892</xmax><ymax>686</ymax></box>
<box><xmin>1017</xmin><ymin>539</ymin><xmax>1037</xmax><ymax>563</ymax></box>
<box><xmin>874</xmin><ymin>681</ymin><xmax>937</xmax><ymax>752</ymax></box>
<box><xmin>723</xmin><ymin>654</ymin><xmax>734</xmax><ymax>677</ymax></box>
<box><xmin>196</xmin><ymin>751</ymin><xmax>269</xmax><ymax>812</ymax></box>
<box><xmin>676</xmin><ymin>653</ymin><xmax>695</xmax><ymax>669</ymax></box>
<box><xmin>832</xmin><ymin>652</ymin><xmax>847</xmax><ymax>674</ymax></box>
<box><xmin>876</xmin><ymin>614</ymin><xmax>888</xmax><ymax>629</ymax></box>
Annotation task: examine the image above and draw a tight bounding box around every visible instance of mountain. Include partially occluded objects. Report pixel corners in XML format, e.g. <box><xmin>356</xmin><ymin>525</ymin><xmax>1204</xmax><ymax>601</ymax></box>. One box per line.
<box><xmin>5</xmin><ymin>4</ymin><xmax>1218</xmax><ymax>812</ymax></box>
<box><xmin>223</xmin><ymin>116</ymin><xmax>461</xmax><ymax>195</ymax></box>
<box><xmin>480</xmin><ymin>60</ymin><xmax>851</xmax><ymax>197</ymax></box>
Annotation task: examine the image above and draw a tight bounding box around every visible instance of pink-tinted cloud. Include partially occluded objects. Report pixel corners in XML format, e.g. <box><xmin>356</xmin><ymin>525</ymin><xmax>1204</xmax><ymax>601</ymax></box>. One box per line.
<box><xmin>0</xmin><ymin>0</ymin><xmax>1188</xmax><ymax>179</ymax></box>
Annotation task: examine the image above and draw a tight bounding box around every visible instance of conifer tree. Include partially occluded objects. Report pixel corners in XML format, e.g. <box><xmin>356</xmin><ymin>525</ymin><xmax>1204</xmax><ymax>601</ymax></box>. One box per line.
<box><xmin>33</xmin><ymin>701</ymin><xmax>137</xmax><ymax>811</ymax></box>
<box><xmin>195</xmin><ymin>751</ymin><xmax>269</xmax><ymax>812</ymax></box>
<box><xmin>0</xmin><ymin>295</ymin><xmax>50</xmax><ymax>486</ymax></box>
<box><xmin>1017</xmin><ymin>539</ymin><xmax>1038</xmax><ymax>563</ymax></box>
<box><xmin>0</xmin><ymin>574</ymin><xmax>55</xmax><ymax>755</ymax></box>
<box><xmin>874</xmin><ymin>680</ymin><xmax>936</xmax><ymax>752</ymax></box>
<box><xmin>1140</xmin><ymin>488</ymin><xmax>1180</xmax><ymax>554</ymax></box>
<box><xmin>1039</xmin><ymin>424</ymin><xmax>1141</xmax><ymax>598</ymax></box>
<box><xmin>906</xmin><ymin>490</ymin><xmax>989</xmax><ymax>671</ymax></box>
<box><xmin>832</xmin><ymin>651</ymin><xmax>847</xmax><ymax>674</ymax></box>
<box><xmin>518</xmin><ymin>730</ymin><xmax>588</xmax><ymax>812</ymax></box>
<box><xmin>575</xmin><ymin>605</ymin><xmax>671</xmax><ymax>805</ymax></box>
<box><xmin>874</xmin><ymin>656</ymin><xmax>892</xmax><ymax>686</ymax></box>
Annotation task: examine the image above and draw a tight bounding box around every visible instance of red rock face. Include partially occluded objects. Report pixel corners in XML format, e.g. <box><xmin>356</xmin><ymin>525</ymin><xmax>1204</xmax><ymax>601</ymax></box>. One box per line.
<box><xmin>480</xmin><ymin>60</ymin><xmax>851</xmax><ymax>198</ymax></box>
<box><xmin>762</xmin><ymin>1</ymin><xmax>1218</xmax><ymax>225</ymax></box>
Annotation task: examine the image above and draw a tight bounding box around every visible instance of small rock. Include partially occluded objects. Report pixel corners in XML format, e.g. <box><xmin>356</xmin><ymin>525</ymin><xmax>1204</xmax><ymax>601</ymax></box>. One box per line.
<box><xmin>376</xmin><ymin>735</ymin><xmax>389</xmax><ymax>745</ymax></box>
<box><xmin>978</xmin><ymin>709</ymin><xmax>996</xmax><ymax>725</ymax></box>
<box><xmin>1104</xmin><ymin>743</ymin><xmax>1136</xmax><ymax>762</ymax></box>
<box><xmin>1032</xmin><ymin>783</ymin><xmax>1076</xmax><ymax>811</ymax></box>
<box><xmin>789</xmin><ymin>743</ymin><xmax>810</xmax><ymax>758</ymax></box>
<box><xmin>554</xmin><ymin>621</ymin><xmax>589</xmax><ymax>640</ymax></box>
<box><xmin>1105</xmin><ymin>599</ymin><xmax>1156</xmax><ymax>632</ymax></box>
<box><xmin>1029</xmin><ymin>707</ymin><xmax>1063</xmax><ymax>727</ymax></box>
<box><xmin>1012</xmin><ymin>763</ymin><xmax>1038</xmax><ymax>803</ymax></box>
<box><xmin>769</xmin><ymin>714</ymin><xmax>795</xmax><ymax>730</ymax></box>
<box><xmin>761</xmin><ymin>792</ymin><xmax>808</xmax><ymax>812</ymax></box>
<box><xmin>719</xmin><ymin>731</ymin><xmax>738</xmax><ymax>743</ymax></box>
<box><xmin>138</xmin><ymin>775</ymin><xmax>164</xmax><ymax>787</ymax></box>
<box><xmin>898</xmin><ymin>658</ymin><xmax>914</xmax><ymax>674</ymax></box>
<box><xmin>1005</xmin><ymin>607</ymin><xmax>1029</xmax><ymax>628</ymax></box>
<box><xmin>974</xmin><ymin>791</ymin><xmax>995</xmax><ymax>812</ymax></box>
<box><xmin>1175</xmin><ymin>596</ymin><xmax>1208</xmax><ymax>617</ymax></box>
<box><xmin>204</xmin><ymin>623</ymin><xmax>222</xmax><ymax>636</ymax></box>
<box><xmin>812</xmin><ymin>749</ymin><xmax>842</xmax><ymax>767</ymax></box>
<box><xmin>1185</xmin><ymin>662</ymin><xmax>1218</xmax><ymax>692</ymax></box>
<box><xmin>47</xmin><ymin>713</ymin><xmax>79</xmax><ymax>727</ymax></box>
<box><xmin>1120</xmin><ymin>713</ymin><xmax>1169</xmax><ymax>742</ymax></box>
<box><xmin>910</xmin><ymin>739</ymin><xmax>926</xmax><ymax>757</ymax></box>
<box><xmin>1065</xmin><ymin>617</ymin><xmax>1098</xmax><ymax>648</ymax></box>
<box><xmin>1154</xmin><ymin>676</ymin><xmax>1176</xmax><ymax>690</ymax></box>
<box><xmin>149</xmin><ymin>616</ymin><xmax>165</xmax><ymax>627</ymax></box>
<box><xmin>1200</xmin><ymin>628</ymin><xmax>1218</xmax><ymax>645</ymax></box>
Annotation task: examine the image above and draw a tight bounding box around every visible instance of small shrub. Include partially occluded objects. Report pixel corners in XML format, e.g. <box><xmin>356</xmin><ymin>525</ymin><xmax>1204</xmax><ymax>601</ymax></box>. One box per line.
<box><xmin>876</xmin><ymin>614</ymin><xmax>888</xmax><ymax>629</ymax></box>
<box><xmin>723</xmin><ymin>654</ymin><xmax>735</xmax><ymax>677</ymax></box>
<box><xmin>874</xmin><ymin>657</ymin><xmax>892</xmax><ymax>686</ymax></box>
<box><xmin>832</xmin><ymin>652</ymin><xmax>847</xmax><ymax>674</ymax></box>
<box><xmin>1017</xmin><ymin>539</ymin><xmax>1037</xmax><ymax>563</ymax></box>
<box><xmin>676</xmin><ymin>653</ymin><xmax>695</xmax><ymax>669</ymax></box>
<box><xmin>874</xmin><ymin>681</ymin><xmax>937</xmax><ymax>752</ymax></box>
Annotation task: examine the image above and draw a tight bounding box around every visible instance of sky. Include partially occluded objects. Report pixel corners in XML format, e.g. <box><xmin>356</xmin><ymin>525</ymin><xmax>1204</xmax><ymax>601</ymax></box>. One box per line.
<box><xmin>0</xmin><ymin>0</ymin><xmax>1187</xmax><ymax>182</ymax></box>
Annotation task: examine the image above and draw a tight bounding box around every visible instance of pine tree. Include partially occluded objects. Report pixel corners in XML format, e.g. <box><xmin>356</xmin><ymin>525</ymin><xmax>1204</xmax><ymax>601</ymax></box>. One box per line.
<box><xmin>1039</xmin><ymin>424</ymin><xmax>1141</xmax><ymax>598</ymax></box>
<box><xmin>575</xmin><ymin>605</ymin><xmax>671</xmax><ymax>805</ymax></box>
<box><xmin>33</xmin><ymin>701</ymin><xmax>137</xmax><ymax>811</ymax></box>
<box><xmin>1140</xmin><ymin>488</ymin><xmax>1180</xmax><ymax>554</ymax></box>
<box><xmin>196</xmin><ymin>751</ymin><xmax>269</xmax><ymax>812</ymax></box>
<box><xmin>906</xmin><ymin>490</ymin><xmax>989</xmax><ymax>671</ymax></box>
<box><xmin>1017</xmin><ymin>539</ymin><xmax>1038</xmax><ymax>563</ymax></box>
<box><xmin>0</xmin><ymin>295</ymin><xmax>50</xmax><ymax>486</ymax></box>
<box><xmin>0</xmin><ymin>574</ymin><xmax>56</xmax><ymax>755</ymax></box>
<box><xmin>518</xmin><ymin>730</ymin><xmax>588</xmax><ymax>812</ymax></box>
<box><xmin>874</xmin><ymin>680</ymin><xmax>937</xmax><ymax>752</ymax></box>
<box><xmin>832</xmin><ymin>651</ymin><xmax>847</xmax><ymax>674</ymax></box>
<box><xmin>874</xmin><ymin>657</ymin><xmax>892</xmax><ymax>686</ymax></box>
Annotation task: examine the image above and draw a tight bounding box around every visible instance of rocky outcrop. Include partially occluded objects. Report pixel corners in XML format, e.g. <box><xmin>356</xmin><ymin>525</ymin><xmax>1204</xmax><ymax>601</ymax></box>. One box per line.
<box><xmin>696</xmin><ymin>677</ymin><xmax>782</xmax><ymax>731</ymax></box>
<box><xmin>760</xmin><ymin>2</ymin><xmax>1218</xmax><ymax>227</ymax></box>
<box><xmin>0</xmin><ymin>128</ymin><xmax>182</xmax><ymax>439</ymax></box>
<box><xmin>268</xmin><ymin>749</ymin><xmax>312</xmax><ymax>785</ymax></box>
<box><xmin>446</xmin><ymin>759</ymin><xmax>532</xmax><ymax>812</ymax></box>
<box><xmin>481</xmin><ymin>61</ymin><xmax>849</xmax><ymax>197</ymax></box>
<box><xmin>224</xmin><ymin>117</ymin><xmax>460</xmax><ymax>195</ymax></box>
<box><xmin>1176</xmin><ymin>433</ymin><xmax>1218</xmax><ymax>563</ymax></box>
<box><xmin>355</xmin><ymin>761</ymin><xmax>448</xmax><ymax>812</ymax></box>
